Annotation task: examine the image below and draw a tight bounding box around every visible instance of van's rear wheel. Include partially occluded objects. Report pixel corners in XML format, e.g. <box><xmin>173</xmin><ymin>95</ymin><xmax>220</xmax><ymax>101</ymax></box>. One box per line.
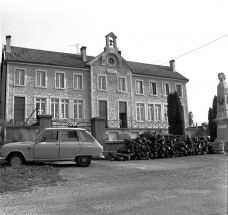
<box><xmin>9</xmin><ymin>154</ymin><xmax>24</xmax><ymax>167</ymax></box>
<box><xmin>76</xmin><ymin>156</ymin><xmax>91</xmax><ymax>167</ymax></box>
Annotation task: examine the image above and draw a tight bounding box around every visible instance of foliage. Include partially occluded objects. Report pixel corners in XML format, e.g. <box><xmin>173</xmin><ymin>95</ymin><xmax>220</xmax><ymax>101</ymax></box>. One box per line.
<box><xmin>208</xmin><ymin>96</ymin><xmax>217</xmax><ymax>141</ymax></box>
<box><xmin>188</xmin><ymin>111</ymin><xmax>194</xmax><ymax>127</ymax></box>
<box><xmin>167</xmin><ymin>91</ymin><xmax>185</xmax><ymax>135</ymax></box>
<box><xmin>208</xmin><ymin>107</ymin><xmax>213</xmax><ymax>138</ymax></box>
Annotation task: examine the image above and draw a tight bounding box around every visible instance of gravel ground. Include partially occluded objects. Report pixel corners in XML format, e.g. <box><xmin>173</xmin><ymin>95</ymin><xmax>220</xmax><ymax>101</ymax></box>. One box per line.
<box><xmin>0</xmin><ymin>154</ymin><xmax>227</xmax><ymax>215</ymax></box>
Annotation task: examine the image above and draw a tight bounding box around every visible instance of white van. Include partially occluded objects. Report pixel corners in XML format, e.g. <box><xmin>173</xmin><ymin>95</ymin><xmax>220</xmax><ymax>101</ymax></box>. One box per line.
<box><xmin>0</xmin><ymin>128</ymin><xmax>103</xmax><ymax>167</ymax></box>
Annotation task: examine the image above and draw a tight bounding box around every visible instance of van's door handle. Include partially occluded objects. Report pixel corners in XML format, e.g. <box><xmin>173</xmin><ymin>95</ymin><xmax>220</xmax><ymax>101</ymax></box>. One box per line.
<box><xmin>88</xmin><ymin>146</ymin><xmax>92</xmax><ymax>148</ymax></box>
<box><xmin>54</xmin><ymin>143</ymin><xmax>59</xmax><ymax>146</ymax></box>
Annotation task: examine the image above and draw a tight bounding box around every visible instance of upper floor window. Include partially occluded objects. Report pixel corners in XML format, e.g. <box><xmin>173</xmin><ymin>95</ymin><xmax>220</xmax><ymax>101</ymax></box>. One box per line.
<box><xmin>176</xmin><ymin>84</ymin><xmax>183</xmax><ymax>97</ymax></box>
<box><xmin>15</xmin><ymin>69</ymin><xmax>25</xmax><ymax>86</ymax></box>
<box><xmin>118</xmin><ymin>77</ymin><xmax>126</xmax><ymax>92</ymax></box>
<box><xmin>73</xmin><ymin>74</ymin><xmax>83</xmax><ymax>90</ymax></box>
<box><xmin>149</xmin><ymin>81</ymin><xmax>157</xmax><ymax>96</ymax></box>
<box><xmin>56</xmin><ymin>72</ymin><xmax>65</xmax><ymax>89</ymax></box>
<box><xmin>136</xmin><ymin>80</ymin><xmax>144</xmax><ymax>94</ymax></box>
<box><xmin>136</xmin><ymin>103</ymin><xmax>145</xmax><ymax>121</ymax></box>
<box><xmin>163</xmin><ymin>83</ymin><xmax>170</xmax><ymax>96</ymax></box>
<box><xmin>36</xmin><ymin>70</ymin><xmax>46</xmax><ymax>87</ymax></box>
<box><xmin>98</xmin><ymin>75</ymin><xmax>107</xmax><ymax>91</ymax></box>
<box><xmin>108</xmin><ymin>58</ymin><xmax>115</xmax><ymax>66</ymax></box>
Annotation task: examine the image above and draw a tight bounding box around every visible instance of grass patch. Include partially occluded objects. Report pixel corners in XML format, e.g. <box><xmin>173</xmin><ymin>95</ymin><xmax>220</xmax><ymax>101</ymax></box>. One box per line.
<box><xmin>0</xmin><ymin>162</ymin><xmax>67</xmax><ymax>194</ymax></box>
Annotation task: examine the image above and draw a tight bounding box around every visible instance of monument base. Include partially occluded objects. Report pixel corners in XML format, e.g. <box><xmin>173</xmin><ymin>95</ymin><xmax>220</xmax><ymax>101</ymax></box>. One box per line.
<box><xmin>213</xmin><ymin>117</ymin><xmax>228</xmax><ymax>154</ymax></box>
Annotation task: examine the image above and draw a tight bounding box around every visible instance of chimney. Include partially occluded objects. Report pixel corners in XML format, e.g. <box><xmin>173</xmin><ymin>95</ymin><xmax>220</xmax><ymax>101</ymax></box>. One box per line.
<box><xmin>118</xmin><ymin>51</ymin><xmax>121</xmax><ymax>55</ymax></box>
<box><xmin>169</xmin><ymin>60</ymin><xmax>175</xmax><ymax>72</ymax></box>
<box><xmin>80</xmin><ymin>46</ymin><xmax>87</xmax><ymax>62</ymax></box>
<box><xmin>6</xmin><ymin>35</ymin><xmax>11</xmax><ymax>53</ymax></box>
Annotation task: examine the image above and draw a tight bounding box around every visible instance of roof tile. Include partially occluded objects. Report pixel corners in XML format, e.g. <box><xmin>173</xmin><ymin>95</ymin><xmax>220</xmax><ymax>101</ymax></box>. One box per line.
<box><xmin>5</xmin><ymin>46</ymin><xmax>188</xmax><ymax>81</ymax></box>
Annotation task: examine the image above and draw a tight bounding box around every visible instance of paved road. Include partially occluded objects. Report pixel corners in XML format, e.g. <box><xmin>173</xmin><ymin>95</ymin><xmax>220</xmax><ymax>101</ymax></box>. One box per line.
<box><xmin>0</xmin><ymin>154</ymin><xmax>227</xmax><ymax>215</ymax></box>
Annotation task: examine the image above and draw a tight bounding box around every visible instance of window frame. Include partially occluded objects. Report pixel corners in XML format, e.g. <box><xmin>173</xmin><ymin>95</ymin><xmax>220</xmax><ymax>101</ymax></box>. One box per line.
<box><xmin>14</xmin><ymin>68</ymin><xmax>26</xmax><ymax>86</ymax></box>
<box><xmin>60</xmin><ymin>99</ymin><xmax>69</xmax><ymax>119</ymax></box>
<box><xmin>35</xmin><ymin>97</ymin><xmax>47</xmax><ymax>116</ymax></box>
<box><xmin>136</xmin><ymin>102</ymin><xmax>145</xmax><ymax>121</ymax></box>
<box><xmin>163</xmin><ymin>104</ymin><xmax>168</xmax><ymax>122</ymax></box>
<box><xmin>175</xmin><ymin>83</ymin><xmax>183</xmax><ymax>98</ymax></box>
<box><xmin>51</xmin><ymin>98</ymin><xmax>59</xmax><ymax>119</ymax></box>
<box><xmin>149</xmin><ymin>80</ymin><xmax>158</xmax><ymax>96</ymax></box>
<box><xmin>73</xmin><ymin>73</ymin><xmax>83</xmax><ymax>90</ymax></box>
<box><xmin>147</xmin><ymin>103</ymin><xmax>154</xmax><ymax>121</ymax></box>
<box><xmin>135</xmin><ymin>79</ymin><xmax>144</xmax><ymax>95</ymax></box>
<box><xmin>36</xmin><ymin>70</ymin><xmax>47</xmax><ymax>88</ymax></box>
<box><xmin>97</xmin><ymin>75</ymin><xmax>107</xmax><ymax>91</ymax></box>
<box><xmin>55</xmin><ymin>71</ymin><xmax>66</xmax><ymax>89</ymax></box>
<box><xmin>154</xmin><ymin>104</ymin><xmax>162</xmax><ymax>121</ymax></box>
<box><xmin>73</xmin><ymin>99</ymin><xmax>84</xmax><ymax>120</ymax></box>
<box><xmin>162</xmin><ymin>82</ymin><xmax>170</xmax><ymax>97</ymax></box>
<box><xmin>118</xmin><ymin>76</ymin><xmax>127</xmax><ymax>93</ymax></box>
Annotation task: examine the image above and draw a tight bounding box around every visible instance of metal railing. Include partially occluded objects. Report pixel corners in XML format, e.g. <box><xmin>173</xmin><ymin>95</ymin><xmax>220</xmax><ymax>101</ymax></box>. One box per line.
<box><xmin>107</xmin><ymin>120</ymin><xmax>190</xmax><ymax>129</ymax></box>
<box><xmin>51</xmin><ymin>119</ymin><xmax>91</xmax><ymax>128</ymax></box>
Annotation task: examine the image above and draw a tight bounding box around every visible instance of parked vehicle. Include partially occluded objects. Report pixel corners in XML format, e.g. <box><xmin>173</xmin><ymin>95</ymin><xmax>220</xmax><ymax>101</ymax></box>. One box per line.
<box><xmin>0</xmin><ymin>128</ymin><xmax>103</xmax><ymax>167</ymax></box>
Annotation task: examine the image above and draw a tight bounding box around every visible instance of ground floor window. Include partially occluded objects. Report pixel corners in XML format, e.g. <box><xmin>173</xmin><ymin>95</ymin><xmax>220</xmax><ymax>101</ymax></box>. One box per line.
<box><xmin>154</xmin><ymin>104</ymin><xmax>161</xmax><ymax>121</ymax></box>
<box><xmin>61</xmin><ymin>99</ymin><xmax>69</xmax><ymax>118</ymax></box>
<box><xmin>36</xmin><ymin>98</ymin><xmax>46</xmax><ymax>115</ymax></box>
<box><xmin>74</xmin><ymin>100</ymin><xmax>83</xmax><ymax>119</ymax></box>
<box><xmin>164</xmin><ymin>105</ymin><xmax>168</xmax><ymax>121</ymax></box>
<box><xmin>51</xmin><ymin>99</ymin><xmax>59</xmax><ymax>118</ymax></box>
<box><xmin>147</xmin><ymin>104</ymin><xmax>154</xmax><ymax>121</ymax></box>
<box><xmin>136</xmin><ymin>103</ymin><xmax>145</xmax><ymax>121</ymax></box>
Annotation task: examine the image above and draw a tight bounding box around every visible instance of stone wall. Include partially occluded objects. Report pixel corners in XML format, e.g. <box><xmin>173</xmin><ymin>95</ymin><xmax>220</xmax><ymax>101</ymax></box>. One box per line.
<box><xmin>5</xmin><ymin>126</ymin><xmax>40</xmax><ymax>143</ymax></box>
<box><xmin>91</xmin><ymin>56</ymin><xmax>132</xmax><ymax>120</ymax></box>
<box><xmin>5</xmin><ymin>63</ymin><xmax>91</xmax><ymax>120</ymax></box>
<box><xmin>131</xmin><ymin>75</ymin><xmax>189</xmax><ymax>123</ymax></box>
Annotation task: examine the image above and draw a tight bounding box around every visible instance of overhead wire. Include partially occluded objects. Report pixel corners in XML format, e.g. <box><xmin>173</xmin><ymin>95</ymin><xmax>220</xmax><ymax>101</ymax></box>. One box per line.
<box><xmin>160</xmin><ymin>34</ymin><xmax>228</xmax><ymax>66</ymax></box>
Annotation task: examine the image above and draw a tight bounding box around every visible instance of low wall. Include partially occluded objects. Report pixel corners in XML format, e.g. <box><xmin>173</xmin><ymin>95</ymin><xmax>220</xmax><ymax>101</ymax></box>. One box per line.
<box><xmin>5</xmin><ymin>126</ymin><xmax>40</xmax><ymax>144</ymax></box>
<box><xmin>105</xmin><ymin>128</ymin><xmax>169</xmax><ymax>142</ymax></box>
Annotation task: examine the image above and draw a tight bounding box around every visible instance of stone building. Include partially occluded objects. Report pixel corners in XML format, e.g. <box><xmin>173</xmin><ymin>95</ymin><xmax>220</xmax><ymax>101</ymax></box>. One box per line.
<box><xmin>1</xmin><ymin>33</ymin><xmax>189</xmax><ymax>133</ymax></box>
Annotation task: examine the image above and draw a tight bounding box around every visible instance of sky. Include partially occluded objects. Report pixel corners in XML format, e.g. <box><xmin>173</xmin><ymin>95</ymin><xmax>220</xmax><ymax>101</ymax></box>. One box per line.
<box><xmin>1</xmin><ymin>0</ymin><xmax>228</xmax><ymax>125</ymax></box>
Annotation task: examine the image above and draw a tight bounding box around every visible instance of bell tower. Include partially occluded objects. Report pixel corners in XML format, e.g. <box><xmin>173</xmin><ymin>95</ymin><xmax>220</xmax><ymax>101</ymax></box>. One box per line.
<box><xmin>105</xmin><ymin>32</ymin><xmax>117</xmax><ymax>50</ymax></box>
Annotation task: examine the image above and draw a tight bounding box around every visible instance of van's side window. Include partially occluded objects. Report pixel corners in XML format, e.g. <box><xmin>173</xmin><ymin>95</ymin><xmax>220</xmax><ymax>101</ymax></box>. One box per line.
<box><xmin>79</xmin><ymin>131</ymin><xmax>94</xmax><ymax>142</ymax></box>
<box><xmin>61</xmin><ymin>131</ymin><xmax>79</xmax><ymax>142</ymax></box>
<box><xmin>41</xmin><ymin>130</ymin><xmax>58</xmax><ymax>142</ymax></box>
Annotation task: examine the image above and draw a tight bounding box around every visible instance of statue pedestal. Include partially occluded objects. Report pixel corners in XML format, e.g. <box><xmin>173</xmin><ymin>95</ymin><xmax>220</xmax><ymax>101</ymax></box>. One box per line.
<box><xmin>213</xmin><ymin>73</ymin><xmax>228</xmax><ymax>154</ymax></box>
<box><xmin>213</xmin><ymin>117</ymin><xmax>228</xmax><ymax>154</ymax></box>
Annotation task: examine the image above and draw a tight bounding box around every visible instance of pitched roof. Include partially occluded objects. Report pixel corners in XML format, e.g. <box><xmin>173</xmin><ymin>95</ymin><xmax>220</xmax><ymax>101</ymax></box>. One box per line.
<box><xmin>4</xmin><ymin>46</ymin><xmax>93</xmax><ymax>69</ymax></box>
<box><xmin>128</xmin><ymin>61</ymin><xmax>188</xmax><ymax>81</ymax></box>
<box><xmin>4</xmin><ymin>46</ymin><xmax>188</xmax><ymax>81</ymax></box>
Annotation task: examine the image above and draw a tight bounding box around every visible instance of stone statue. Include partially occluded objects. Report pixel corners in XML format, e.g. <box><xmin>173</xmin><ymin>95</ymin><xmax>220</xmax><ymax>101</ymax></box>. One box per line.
<box><xmin>213</xmin><ymin>72</ymin><xmax>228</xmax><ymax>153</ymax></box>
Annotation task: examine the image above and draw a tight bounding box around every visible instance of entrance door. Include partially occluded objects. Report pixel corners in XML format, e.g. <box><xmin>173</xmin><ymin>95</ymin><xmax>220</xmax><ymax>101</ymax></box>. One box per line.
<box><xmin>14</xmin><ymin>97</ymin><xmax>25</xmax><ymax>120</ymax></box>
<box><xmin>99</xmin><ymin>100</ymin><xmax>108</xmax><ymax>127</ymax></box>
<box><xmin>119</xmin><ymin>102</ymin><xmax>127</xmax><ymax>128</ymax></box>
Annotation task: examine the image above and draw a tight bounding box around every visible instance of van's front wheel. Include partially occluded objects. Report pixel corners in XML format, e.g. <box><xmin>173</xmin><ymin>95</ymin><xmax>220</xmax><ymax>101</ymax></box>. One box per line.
<box><xmin>76</xmin><ymin>156</ymin><xmax>91</xmax><ymax>167</ymax></box>
<box><xmin>9</xmin><ymin>154</ymin><xmax>24</xmax><ymax>167</ymax></box>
